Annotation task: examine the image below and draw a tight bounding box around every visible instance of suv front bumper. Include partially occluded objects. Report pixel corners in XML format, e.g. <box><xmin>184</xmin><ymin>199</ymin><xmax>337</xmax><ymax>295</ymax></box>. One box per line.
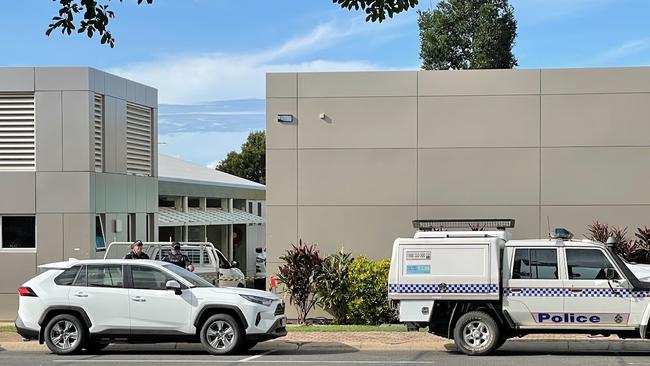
<box><xmin>246</xmin><ymin>316</ymin><xmax>287</xmax><ymax>342</ymax></box>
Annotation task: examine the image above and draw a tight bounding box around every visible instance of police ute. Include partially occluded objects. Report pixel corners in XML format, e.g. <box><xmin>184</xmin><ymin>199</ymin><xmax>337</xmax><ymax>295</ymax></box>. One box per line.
<box><xmin>388</xmin><ymin>219</ymin><xmax>650</xmax><ymax>355</ymax></box>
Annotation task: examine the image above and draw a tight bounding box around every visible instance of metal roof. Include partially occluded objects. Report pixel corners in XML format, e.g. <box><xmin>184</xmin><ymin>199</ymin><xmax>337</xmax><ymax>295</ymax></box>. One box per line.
<box><xmin>158</xmin><ymin>207</ymin><xmax>265</xmax><ymax>227</ymax></box>
<box><xmin>158</xmin><ymin>154</ymin><xmax>265</xmax><ymax>191</ymax></box>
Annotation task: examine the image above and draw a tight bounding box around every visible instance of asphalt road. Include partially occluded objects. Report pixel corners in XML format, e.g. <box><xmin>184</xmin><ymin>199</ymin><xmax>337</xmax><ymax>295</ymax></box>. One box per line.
<box><xmin>2</xmin><ymin>342</ymin><xmax>650</xmax><ymax>366</ymax></box>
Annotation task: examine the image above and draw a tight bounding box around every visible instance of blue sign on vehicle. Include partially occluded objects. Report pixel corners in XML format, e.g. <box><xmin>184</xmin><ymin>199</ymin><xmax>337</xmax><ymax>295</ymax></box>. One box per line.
<box><xmin>406</xmin><ymin>265</ymin><xmax>431</xmax><ymax>274</ymax></box>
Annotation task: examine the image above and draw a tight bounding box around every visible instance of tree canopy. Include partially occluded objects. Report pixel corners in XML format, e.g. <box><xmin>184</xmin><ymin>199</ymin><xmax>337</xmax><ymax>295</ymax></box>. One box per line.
<box><xmin>418</xmin><ymin>0</ymin><xmax>517</xmax><ymax>70</ymax></box>
<box><xmin>46</xmin><ymin>0</ymin><xmax>419</xmax><ymax>47</ymax></box>
<box><xmin>217</xmin><ymin>131</ymin><xmax>265</xmax><ymax>185</ymax></box>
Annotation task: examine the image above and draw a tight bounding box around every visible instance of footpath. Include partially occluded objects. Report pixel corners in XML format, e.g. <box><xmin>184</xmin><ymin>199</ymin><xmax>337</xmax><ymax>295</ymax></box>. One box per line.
<box><xmin>3</xmin><ymin>331</ymin><xmax>650</xmax><ymax>353</ymax></box>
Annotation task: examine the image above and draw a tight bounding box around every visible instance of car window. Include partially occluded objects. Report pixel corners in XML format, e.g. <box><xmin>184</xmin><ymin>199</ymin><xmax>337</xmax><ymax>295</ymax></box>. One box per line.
<box><xmin>54</xmin><ymin>266</ymin><xmax>81</xmax><ymax>286</ymax></box>
<box><xmin>87</xmin><ymin>265</ymin><xmax>124</xmax><ymax>288</ymax></box>
<box><xmin>131</xmin><ymin>265</ymin><xmax>173</xmax><ymax>290</ymax></box>
<box><xmin>162</xmin><ymin>263</ymin><xmax>214</xmax><ymax>288</ymax></box>
<box><xmin>512</xmin><ymin>248</ymin><xmax>558</xmax><ymax>280</ymax></box>
<box><xmin>216</xmin><ymin>250</ymin><xmax>231</xmax><ymax>269</ymax></box>
<box><xmin>566</xmin><ymin>248</ymin><xmax>619</xmax><ymax>280</ymax></box>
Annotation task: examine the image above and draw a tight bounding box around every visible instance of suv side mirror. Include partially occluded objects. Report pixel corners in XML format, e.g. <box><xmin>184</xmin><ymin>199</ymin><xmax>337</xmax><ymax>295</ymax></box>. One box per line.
<box><xmin>605</xmin><ymin>268</ymin><xmax>618</xmax><ymax>280</ymax></box>
<box><xmin>166</xmin><ymin>280</ymin><xmax>182</xmax><ymax>295</ymax></box>
<box><xmin>231</xmin><ymin>260</ymin><xmax>240</xmax><ymax>269</ymax></box>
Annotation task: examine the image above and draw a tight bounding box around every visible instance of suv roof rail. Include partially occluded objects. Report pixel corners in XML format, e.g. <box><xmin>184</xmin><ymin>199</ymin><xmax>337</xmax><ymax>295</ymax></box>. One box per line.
<box><xmin>413</xmin><ymin>218</ymin><xmax>515</xmax><ymax>231</ymax></box>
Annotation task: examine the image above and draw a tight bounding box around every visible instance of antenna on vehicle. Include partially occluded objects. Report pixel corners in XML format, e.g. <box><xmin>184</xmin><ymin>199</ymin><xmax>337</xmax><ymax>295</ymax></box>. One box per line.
<box><xmin>547</xmin><ymin>216</ymin><xmax>551</xmax><ymax>239</ymax></box>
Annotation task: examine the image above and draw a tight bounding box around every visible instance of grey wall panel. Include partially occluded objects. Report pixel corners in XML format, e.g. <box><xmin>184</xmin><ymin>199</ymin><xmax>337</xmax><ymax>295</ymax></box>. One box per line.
<box><xmin>266</xmin><ymin>98</ymin><xmax>297</xmax><ymax>149</ymax></box>
<box><xmin>115</xmin><ymin>98</ymin><xmax>128</xmax><ymax>174</ymax></box>
<box><xmin>541</xmin><ymin>205</ymin><xmax>650</xmax><ymax>241</ymax></box>
<box><xmin>0</xmin><ymin>253</ymin><xmax>35</xmax><ymax>293</ymax></box>
<box><xmin>146</xmin><ymin>87</ymin><xmax>158</xmax><ymax>109</ymax></box>
<box><xmin>146</xmin><ymin>177</ymin><xmax>158</xmax><ymax>213</ymax></box>
<box><xmin>418</xmin><ymin>96</ymin><xmax>540</xmax><ymax>148</ymax></box>
<box><xmin>265</xmin><ymin>206</ymin><xmax>297</xmax><ymax>268</ymax></box>
<box><xmin>418</xmin><ymin>205</ymin><xmax>540</xmax><ymax>239</ymax></box>
<box><xmin>135</xmin><ymin>177</ymin><xmax>148</xmax><ymax>212</ymax></box>
<box><xmin>90</xmin><ymin>68</ymin><xmax>105</xmax><ymax>94</ymax></box>
<box><xmin>541</xmin><ymin>147</ymin><xmax>650</xmax><ymax>205</ymax></box>
<box><xmin>105</xmin><ymin>213</ymin><xmax>128</xmax><ymax>243</ymax></box>
<box><xmin>105</xmin><ymin>173</ymin><xmax>128</xmax><ymax>213</ymax></box>
<box><xmin>266</xmin><ymin>73</ymin><xmax>297</xmax><ymax>98</ymax></box>
<box><xmin>35</xmin><ymin>67</ymin><xmax>90</xmax><ymax>91</ymax></box>
<box><xmin>418</xmin><ymin>148</ymin><xmax>540</xmax><ymax>205</ymax></box>
<box><xmin>94</xmin><ymin>173</ymin><xmax>106</xmax><ymax>213</ymax></box>
<box><xmin>135</xmin><ymin>82</ymin><xmax>147</xmax><ymax>106</ymax></box>
<box><xmin>0</xmin><ymin>172</ymin><xmax>35</xmax><ymax>214</ymax></box>
<box><xmin>0</xmin><ymin>294</ymin><xmax>19</xmax><ymax>321</ymax></box>
<box><xmin>126</xmin><ymin>81</ymin><xmax>136</xmax><ymax>103</ymax></box>
<box><xmin>104</xmin><ymin>73</ymin><xmax>127</xmax><ymax>100</ymax></box>
<box><xmin>542</xmin><ymin>94</ymin><xmax>650</xmax><ymax>147</ymax></box>
<box><xmin>151</xmin><ymin>109</ymin><xmax>158</xmax><ymax>177</ymax></box>
<box><xmin>298</xmin><ymin>97</ymin><xmax>417</xmax><ymax>149</ymax></box>
<box><xmin>36</xmin><ymin>214</ymin><xmax>64</xmax><ymax>264</ymax></box>
<box><xmin>297</xmin><ymin>205</ymin><xmax>417</xmax><ymax>259</ymax></box>
<box><xmin>35</xmin><ymin>92</ymin><xmax>63</xmax><ymax>171</ymax></box>
<box><xmin>63</xmin><ymin>213</ymin><xmax>92</xmax><ymax>260</ymax></box>
<box><xmin>298</xmin><ymin>149</ymin><xmax>417</xmax><ymax>206</ymax></box>
<box><xmin>298</xmin><ymin>71</ymin><xmax>417</xmax><ymax>98</ymax></box>
<box><xmin>36</xmin><ymin>172</ymin><xmax>91</xmax><ymax>213</ymax></box>
<box><xmin>126</xmin><ymin>175</ymin><xmax>137</xmax><ymax>212</ymax></box>
<box><xmin>62</xmin><ymin>91</ymin><xmax>92</xmax><ymax>171</ymax></box>
<box><xmin>0</xmin><ymin>67</ymin><xmax>34</xmax><ymax>92</ymax></box>
<box><xmin>542</xmin><ymin>67</ymin><xmax>650</xmax><ymax>94</ymax></box>
<box><xmin>418</xmin><ymin>69</ymin><xmax>539</xmax><ymax>96</ymax></box>
<box><xmin>266</xmin><ymin>149</ymin><xmax>297</xmax><ymax>206</ymax></box>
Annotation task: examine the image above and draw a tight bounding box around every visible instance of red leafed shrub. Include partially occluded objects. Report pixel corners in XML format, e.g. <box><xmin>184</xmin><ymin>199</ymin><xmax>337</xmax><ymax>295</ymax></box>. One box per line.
<box><xmin>277</xmin><ymin>240</ymin><xmax>322</xmax><ymax>325</ymax></box>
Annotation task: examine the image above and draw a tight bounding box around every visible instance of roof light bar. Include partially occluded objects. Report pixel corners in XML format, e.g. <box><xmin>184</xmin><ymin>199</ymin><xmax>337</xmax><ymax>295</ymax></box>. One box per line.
<box><xmin>413</xmin><ymin>219</ymin><xmax>516</xmax><ymax>231</ymax></box>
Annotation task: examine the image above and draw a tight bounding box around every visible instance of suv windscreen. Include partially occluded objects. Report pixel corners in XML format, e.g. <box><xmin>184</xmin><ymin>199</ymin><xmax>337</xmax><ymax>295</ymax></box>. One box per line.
<box><xmin>566</xmin><ymin>248</ymin><xmax>620</xmax><ymax>280</ymax></box>
<box><xmin>162</xmin><ymin>263</ymin><xmax>214</xmax><ymax>288</ymax></box>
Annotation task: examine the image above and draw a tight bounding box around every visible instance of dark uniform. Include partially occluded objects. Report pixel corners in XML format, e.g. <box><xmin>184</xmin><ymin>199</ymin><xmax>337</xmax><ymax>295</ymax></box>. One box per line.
<box><xmin>124</xmin><ymin>251</ymin><xmax>149</xmax><ymax>260</ymax></box>
<box><xmin>162</xmin><ymin>252</ymin><xmax>192</xmax><ymax>269</ymax></box>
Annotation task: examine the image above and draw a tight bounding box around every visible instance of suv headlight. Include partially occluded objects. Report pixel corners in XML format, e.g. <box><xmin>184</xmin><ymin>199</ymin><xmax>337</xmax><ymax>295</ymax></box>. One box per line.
<box><xmin>240</xmin><ymin>294</ymin><xmax>273</xmax><ymax>307</ymax></box>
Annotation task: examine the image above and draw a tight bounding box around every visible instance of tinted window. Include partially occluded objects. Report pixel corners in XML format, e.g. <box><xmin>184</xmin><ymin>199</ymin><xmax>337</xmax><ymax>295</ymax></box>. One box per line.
<box><xmin>512</xmin><ymin>249</ymin><xmax>558</xmax><ymax>280</ymax></box>
<box><xmin>87</xmin><ymin>265</ymin><xmax>124</xmax><ymax>288</ymax></box>
<box><xmin>566</xmin><ymin>249</ymin><xmax>619</xmax><ymax>280</ymax></box>
<box><xmin>73</xmin><ymin>266</ymin><xmax>87</xmax><ymax>286</ymax></box>
<box><xmin>132</xmin><ymin>265</ymin><xmax>173</xmax><ymax>290</ymax></box>
<box><xmin>54</xmin><ymin>266</ymin><xmax>80</xmax><ymax>286</ymax></box>
<box><xmin>2</xmin><ymin>216</ymin><xmax>36</xmax><ymax>248</ymax></box>
<box><xmin>162</xmin><ymin>264</ymin><xmax>214</xmax><ymax>288</ymax></box>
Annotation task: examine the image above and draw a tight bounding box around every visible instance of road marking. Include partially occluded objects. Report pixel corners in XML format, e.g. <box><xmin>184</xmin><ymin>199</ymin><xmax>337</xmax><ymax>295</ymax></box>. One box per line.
<box><xmin>53</xmin><ymin>359</ymin><xmax>436</xmax><ymax>364</ymax></box>
<box><xmin>239</xmin><ymin>349</ymin><xmax>275</xmax><ymax>362</ymax></box>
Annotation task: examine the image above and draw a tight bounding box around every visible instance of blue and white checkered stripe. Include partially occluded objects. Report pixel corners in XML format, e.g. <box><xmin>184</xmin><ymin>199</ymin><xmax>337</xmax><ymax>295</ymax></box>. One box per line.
<box><xmin>505</xmin><ymin>288</ymin><xmax>650</xmax><ymax>298</ymax></box>
<box><xmin>388</xmin><ymin>283</ymin><xmax>498</xmax><ymax>294</ymax></box>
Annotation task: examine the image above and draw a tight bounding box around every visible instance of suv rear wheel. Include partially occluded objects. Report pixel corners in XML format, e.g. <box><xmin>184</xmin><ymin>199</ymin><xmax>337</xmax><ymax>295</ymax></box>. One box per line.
<box><xmin>200</xmin><ymin>314</ymin><xmax>243</xmax><ymax>355</ymax></box>
<box><xmin>453</xmin><ymin>311</ymin><xmax>500</xmax><ymax>356</ymax></box>
<box><xmin>44</xmin><ymin>314</ymin><xmax>87</xmax><ymax>355</ymax></box>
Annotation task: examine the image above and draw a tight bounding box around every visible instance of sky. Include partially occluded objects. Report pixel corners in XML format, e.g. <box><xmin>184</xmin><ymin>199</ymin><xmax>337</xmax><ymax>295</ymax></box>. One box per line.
<box><xmin>2</xmin><ymin>0</ymin><xmax>650</xmax><ymax>167</ymax></box>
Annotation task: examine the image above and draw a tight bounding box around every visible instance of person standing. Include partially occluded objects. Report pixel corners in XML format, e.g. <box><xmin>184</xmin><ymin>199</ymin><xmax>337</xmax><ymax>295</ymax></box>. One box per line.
<box><xmin>124</xmin><ymin>240</ymin><xmax>150</xmax><ymax>259</ymax></box>
<box><xmin>161</xmin><ymin>242</ymin><xmax>195</xmax><ymax>272</ymax></box>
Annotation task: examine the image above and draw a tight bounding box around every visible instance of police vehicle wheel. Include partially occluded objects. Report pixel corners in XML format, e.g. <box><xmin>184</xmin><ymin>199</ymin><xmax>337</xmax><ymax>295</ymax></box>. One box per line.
<box><xmin>200</xmin><ymin>314</ymin><xmax>243</xmax><ymax>355</ymax></box>
<box><xmin>44</xmin><ymin>314</ymin><xmax>87</xmax><ymax>355</ymax></box>
<box><xmin>453</xmin><ymin>311</ymin><xmax>500</xmax><ymax>356</ymax></box>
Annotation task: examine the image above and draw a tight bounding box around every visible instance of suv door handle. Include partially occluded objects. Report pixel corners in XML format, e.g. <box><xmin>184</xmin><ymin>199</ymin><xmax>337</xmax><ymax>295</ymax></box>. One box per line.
<box><xmin>73</xmin><ymin>292</ymin><xmax>88</xmax><ymax>298</ymax></box>
<box><xmin>131</xmin><ymin>296</ymin><xmax>146</xmax><ymax>302</ymax></box>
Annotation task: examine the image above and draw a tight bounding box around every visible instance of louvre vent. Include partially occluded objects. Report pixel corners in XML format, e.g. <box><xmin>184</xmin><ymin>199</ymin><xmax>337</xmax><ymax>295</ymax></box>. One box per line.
<box><xmin>0</xmin><ymin>94</ymin><xmax>35</xmax><ymax>171</ymax></box>
<box><xmin>126</xmin><ymin>102</ymin><xmax>152</xmax><ymax>176</ymax></box>
<box><xmin>93</xmin><ymin>94</ymin><xmax>104</xmax><ymax>172</ymax></box>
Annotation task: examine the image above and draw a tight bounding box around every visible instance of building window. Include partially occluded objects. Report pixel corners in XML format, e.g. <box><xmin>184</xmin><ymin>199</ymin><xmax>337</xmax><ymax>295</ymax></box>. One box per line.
<box><xmin>146</xmin><ymin>213</ymin><xmax>155</xmax><ymax>241</ymax></box>
<box><xmin>248</xmin><ymin>202</ymin><xmax>253</xmax><ymax>214</ymax></box>
<box><xmin>1</xmin><ymin>216</ymin><xmax>36</xmax><ymax>249</ymax></box>
<box><xmin>188</xmin><ymin>198</ymin><xmax>200</xmax><ymax>208</ymax></box>
<box><xmin>257</xmin><ymin>202</ymin><xmax>262</xmax><ymax>217</ymax></box>
<box><xmin>158</xmin><ymin>196</ymin><xmax>176</xmax><ymax>208</ymax></box>
<box><xmin>127</xmin><ymin>213</ymin><xmax>136</xmax><ymax>242</ymax></box>
<box><xmin>206</xmin><ymin>198</ymin><xmax>221</xmax><ymax>208</ymax></box>
<box><xmin>95</xmin><ymin>215</ymin><xmax>106</xmax><ymax>250</ymax></box>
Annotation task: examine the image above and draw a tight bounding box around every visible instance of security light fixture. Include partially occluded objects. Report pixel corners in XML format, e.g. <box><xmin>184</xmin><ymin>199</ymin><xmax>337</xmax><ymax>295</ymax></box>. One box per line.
<box><xmin>277</xmin><ymin>114</ymin><xmax>293</xmax><ymax>123</ymax></box>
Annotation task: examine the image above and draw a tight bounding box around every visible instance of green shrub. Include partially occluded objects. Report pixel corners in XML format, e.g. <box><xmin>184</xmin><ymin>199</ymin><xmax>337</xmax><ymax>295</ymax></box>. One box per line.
<box><xmin>315</xmin><ymin>249</ymin><xmax>353</xmax><ymax>324</ymax></box>
<box><xmin>347</xmin><ymin>256</ymin><xmax>396</xmax><ymax>325</ymax></box>
<box><xmin>277</xmin><ymin>240</ymin><xmax>322</xmax><ymax>325</ymax></box>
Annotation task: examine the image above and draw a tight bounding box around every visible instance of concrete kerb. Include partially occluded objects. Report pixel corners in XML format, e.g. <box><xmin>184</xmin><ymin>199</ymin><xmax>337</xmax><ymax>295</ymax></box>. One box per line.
<box><xmin>4</xmin><ymin>333</ymin><xmax>650</xmax><ymax>353</ymax></box>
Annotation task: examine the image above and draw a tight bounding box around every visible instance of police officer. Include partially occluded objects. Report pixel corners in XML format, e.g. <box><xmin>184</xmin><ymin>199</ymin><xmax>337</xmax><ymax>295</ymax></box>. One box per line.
<box><xmin>162</xmin><ymin>242</ymin><xmax>195</xmax><ymax>272</ymax></box>
<box><xmin>124</xmin><ymin>240</ymin><xmax>149</xmax><ymax>259</ymax></box>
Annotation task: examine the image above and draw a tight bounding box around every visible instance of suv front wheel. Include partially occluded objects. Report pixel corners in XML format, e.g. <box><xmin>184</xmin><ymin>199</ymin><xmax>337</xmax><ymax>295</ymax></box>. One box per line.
<box><xmin>200</xmin><ymin>314</ymin><xmax>243</xmax><ymax>355</ymax></box>
<box><xmin>44</xmin><ymin>314</ymin><xmax>87</xmax><ymax>355</ymax></box>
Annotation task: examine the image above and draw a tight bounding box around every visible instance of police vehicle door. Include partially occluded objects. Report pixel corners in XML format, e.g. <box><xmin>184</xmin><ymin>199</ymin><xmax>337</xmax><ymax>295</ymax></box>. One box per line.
<box><xmin>563</xmin><ymin>247</ymin><xmax>631</xmax><ymax>327</ymax></box>
<box><xmin>503</xmin><ymin>247</ymin><xmax>564</xmax><ymax>327</ymax></box>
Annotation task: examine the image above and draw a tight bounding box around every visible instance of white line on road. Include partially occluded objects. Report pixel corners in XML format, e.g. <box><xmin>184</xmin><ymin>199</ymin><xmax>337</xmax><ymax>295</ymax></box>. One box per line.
<box><xmin>238</xmin><ymin>350</ymin><xmax>275</xmax><ymax>362</ymax></box>
<box><xmin>52</xmin><ymin>359</ymin><xmax>436</xmax><ymax>364</ymax></box>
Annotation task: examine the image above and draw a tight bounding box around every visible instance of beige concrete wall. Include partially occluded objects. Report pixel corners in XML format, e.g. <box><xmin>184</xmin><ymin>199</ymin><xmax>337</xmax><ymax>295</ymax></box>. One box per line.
<box><xmin>266</xmin><ymin>67</ymin><xmax>650</xmax><ymax>275</ymax></box>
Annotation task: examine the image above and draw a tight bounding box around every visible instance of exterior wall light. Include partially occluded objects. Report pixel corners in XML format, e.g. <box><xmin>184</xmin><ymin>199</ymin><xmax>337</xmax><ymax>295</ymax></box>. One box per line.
<box><xmin>277</xmin><ymin>114</ymin><xmax>294</xmax><ymax>123</ymax></box>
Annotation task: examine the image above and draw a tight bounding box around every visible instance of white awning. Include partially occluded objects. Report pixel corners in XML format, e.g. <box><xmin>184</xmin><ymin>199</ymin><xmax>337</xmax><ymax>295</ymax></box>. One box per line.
<box><xmin>158</xmin><ymin>207</ymin><xmax>265</xmax><ymax>227</ymax></box>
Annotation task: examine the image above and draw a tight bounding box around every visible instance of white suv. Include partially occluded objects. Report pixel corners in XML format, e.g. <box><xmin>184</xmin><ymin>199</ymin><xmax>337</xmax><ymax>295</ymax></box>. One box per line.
<box><xmin>15</xmin><ymin>259</ymin><xmax>286</xmax><ymax>355</ymax></box>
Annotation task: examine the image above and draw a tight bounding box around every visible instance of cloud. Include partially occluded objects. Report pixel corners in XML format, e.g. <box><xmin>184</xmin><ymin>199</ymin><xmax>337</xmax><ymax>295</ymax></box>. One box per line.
<box><xmin>579</xmin><ymin>39</ymin><xmax>650</xmax><ymax>67</ymax></box>
<box><xmin>107</xmin><ymin>19</ymin><xmax>394</xmax><ymax>104</ymax></box>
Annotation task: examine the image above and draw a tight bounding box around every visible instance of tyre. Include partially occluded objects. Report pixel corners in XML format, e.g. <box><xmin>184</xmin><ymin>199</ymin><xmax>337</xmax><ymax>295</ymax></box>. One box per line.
<box><xmin>84</xmin><ymin>341</ymin><xmax>110</xmax><ymax>353</ymax></box>
<box><xmin>43</xmin><ymin>314</ymin><xmax>86</xmax><ymax>355</ymax></box>
<box><xmin>200</xmin><ymin>314</ymin><xmax>243</xmax><ymax>355</ymax></box>
<box><xmin>453</xmin><ymin>311</ymin><xmax>500</xmax><ymax>356</ymax></box>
